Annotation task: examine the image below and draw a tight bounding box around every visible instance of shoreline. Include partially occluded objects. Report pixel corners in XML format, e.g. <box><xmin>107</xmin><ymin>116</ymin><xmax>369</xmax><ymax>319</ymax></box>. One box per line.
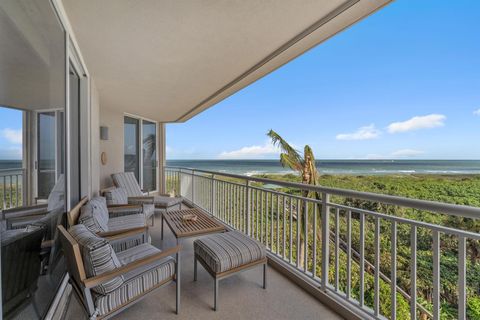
<box><xmin>252</xmin><ymin>172</ymin><xmax>480</xmax><ymax>178</ymax></box>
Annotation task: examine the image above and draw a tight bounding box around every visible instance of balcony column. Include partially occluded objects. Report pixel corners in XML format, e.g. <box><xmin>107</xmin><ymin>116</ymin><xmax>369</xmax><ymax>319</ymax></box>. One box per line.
<box><xmin>158</xmin><ymin>123</ymin><xmax>166</xmax><ymax>194</ymax></box>
<box><xmin>23</xmin><ymin>111</ymin><xmax>35</xmax><ymax>206</ymax></box>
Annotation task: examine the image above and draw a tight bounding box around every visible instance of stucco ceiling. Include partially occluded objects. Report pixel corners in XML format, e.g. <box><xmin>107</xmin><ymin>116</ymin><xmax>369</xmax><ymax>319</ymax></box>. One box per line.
<box><xmin>62</xmin><ymin>0</ymin><xmax>391</xmax><ymax>122</ymax></box>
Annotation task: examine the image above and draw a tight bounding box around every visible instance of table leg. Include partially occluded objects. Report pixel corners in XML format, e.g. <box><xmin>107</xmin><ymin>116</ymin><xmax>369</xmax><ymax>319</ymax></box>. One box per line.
<box><xmin>176</xmin><ymin>238</ymin><xmax>181</xmax><ymax>314</ymax></box>
<box><xmin>194</xmin><ymin>255</ymin><xmax>197</xmax><ymax>281</ymax></box>
<box><xmin>161</xmin><ymin>214</ymin><xmax>164</xmax><ymax>240</ymax></box>
<box><xmin>214</xmin><ymin>278</ymin><xmax>218</xmax><ymax>311</ymax></box>
<box><xmin>263</xmin><ymin>263</ymin><xmax>267</xmax><ymax>289</ymax></box>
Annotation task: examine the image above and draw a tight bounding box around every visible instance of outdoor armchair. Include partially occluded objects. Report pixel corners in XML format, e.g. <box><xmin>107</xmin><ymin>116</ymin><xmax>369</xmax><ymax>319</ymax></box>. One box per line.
<box><xmin>58</xmin><ymin>224</ymin><xmax>180</xmax><ymax>319</ymax></box>
<box><xmin>67</xmin><ymin>197</ymin><xmax>152</xmax><ymax>244</ymax></box>
<box><xmin>1</xmin><ymin>224</ymin><xmax>47</xmax><ymax>319</ymax></box>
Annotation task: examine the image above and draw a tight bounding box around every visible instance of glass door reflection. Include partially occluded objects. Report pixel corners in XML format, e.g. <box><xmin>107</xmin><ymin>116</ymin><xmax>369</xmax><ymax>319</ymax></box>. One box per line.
<box><xmin>142</xmin><ymin>120</ymin><xmax>156</xmax><ymax>192</ymax></box>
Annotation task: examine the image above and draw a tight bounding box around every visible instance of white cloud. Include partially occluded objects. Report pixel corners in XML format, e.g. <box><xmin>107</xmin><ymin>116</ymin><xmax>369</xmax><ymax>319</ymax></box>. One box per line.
<box><xmin>336</xmin><ymin>124</ymin><xmax>381</xmax><ymax>141</ymax></box>
<box><xmin>474</xmin><ymin>109</ymin><xmax>480</xmax><ymax>116</ymax></box>
<box><xmin>390</xmin><ymin>149</ymin><xmax>425</xmax><ymax>158</ymax></box>
<box><xmin>219</xmin><ymin>141</ymin><xmax>280</xmax><ymax>159</ymax></box>
<box><xmin>1</xmin><ymin>128</ymin><xmax>22</xmax><ymax>144</ymax></box>
<box><xmin>387</xmin><ymin>114</ymin><xmax>446</xmax><ymax>133</ymax></box>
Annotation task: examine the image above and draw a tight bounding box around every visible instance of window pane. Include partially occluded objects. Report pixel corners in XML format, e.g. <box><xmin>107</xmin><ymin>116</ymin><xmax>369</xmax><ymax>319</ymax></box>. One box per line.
<box><xmin>142</xmin><ymin>120</ymin><xmax>156</xmax><ymax>191</ymax></box>
<box><xmin>38</xmin><ymin>112</ymin><xmax>56</xmax><ymax>198</ymax></box>
<box><xmin>124</xmin><ymin>116</ymin><xmax>139</xmax><ymax>180</ymax></box>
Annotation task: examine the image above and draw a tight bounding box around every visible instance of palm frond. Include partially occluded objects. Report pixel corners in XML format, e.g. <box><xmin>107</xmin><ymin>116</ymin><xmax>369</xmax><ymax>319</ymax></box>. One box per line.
<box><xmin>267</xmin><ymin>129</ymin><xmax>302</xmax><ymax>165</ymax></box>
<box><xmin>280</xmin><ymin>153</ymin><xmax>303</xmax><ymax>172</ymax></box>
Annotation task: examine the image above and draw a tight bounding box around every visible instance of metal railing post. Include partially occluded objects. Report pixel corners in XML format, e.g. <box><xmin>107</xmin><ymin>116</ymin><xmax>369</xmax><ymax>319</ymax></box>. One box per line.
<box><xmin>178</xmin><ymin>169</ymin><xmax>182</xmax><ymax>197</ymax></box>
<box><xmin>321</xmin><ymin>192</ymin><xmax>330</xmax><ymax>291</ymax></box>
<box><xmin>191</xmin><ymin>170</ymin><xmax>195</xmax><ymax>204</ymax></box>
<box><xmin>246</xmin><ymin>180</ymin><xmax>251</xmax><ymax>236</ymax></box>
<box><xmin>210</xmin><ymin>174</ymin><xmax>215</xmax><ymax>215</ymax></box>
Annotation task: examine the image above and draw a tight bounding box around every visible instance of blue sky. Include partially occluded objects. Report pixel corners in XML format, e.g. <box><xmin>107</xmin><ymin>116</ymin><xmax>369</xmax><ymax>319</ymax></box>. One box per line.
<box><xmin>167</xmin><ymin>0</ymin><xmax>480</xmax><ymax>160</ymax></box>
<box><xmin>0</xmin><ymin>108</ymin><xmax>22</xmax><ymax>160</ymax></box>
<box><xmin>1</xmin><ymin>1</ymin><xmax>479</xmax><ymax>161</ymax></box>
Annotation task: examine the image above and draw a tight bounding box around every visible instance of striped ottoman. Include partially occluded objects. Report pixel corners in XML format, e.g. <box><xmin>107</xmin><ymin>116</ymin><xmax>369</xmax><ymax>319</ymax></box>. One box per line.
<box><xmin>193</xmin><ymin>231</ymin><xmax>267</xmax><ymax>311</ymax></box>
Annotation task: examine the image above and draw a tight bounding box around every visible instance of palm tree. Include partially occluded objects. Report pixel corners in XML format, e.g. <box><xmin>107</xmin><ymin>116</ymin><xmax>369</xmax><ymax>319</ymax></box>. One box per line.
<box><xmin>267</xmin><ymin>130</ymin><xmax>320</xmax><ymax>269</ymax></box>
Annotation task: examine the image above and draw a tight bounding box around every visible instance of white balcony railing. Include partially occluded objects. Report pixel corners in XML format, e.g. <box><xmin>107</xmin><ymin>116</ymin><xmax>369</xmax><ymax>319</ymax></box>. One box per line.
<box><xmin>0</xmin><ymin>168</ymin><xmax>25</xmax><ymax>209</ymax></box>
<box><xmin>165</xmin><ymin>166</ymin><xmax>480</xmax><ymax>320</ymax></box>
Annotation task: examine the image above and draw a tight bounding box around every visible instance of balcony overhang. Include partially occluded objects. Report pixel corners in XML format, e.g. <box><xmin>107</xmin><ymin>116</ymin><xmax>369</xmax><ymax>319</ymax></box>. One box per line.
<box><xmin>61</xmin><ymin>0</ymin><xmax>391</xmax><ymax>122</ymax></box>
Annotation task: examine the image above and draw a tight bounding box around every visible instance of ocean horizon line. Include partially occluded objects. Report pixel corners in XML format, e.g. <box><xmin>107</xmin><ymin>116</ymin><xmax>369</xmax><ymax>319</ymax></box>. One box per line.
<box><xmin>166</xmin><ymin>158</ymin><xmax>480</xmax><ymax>161</ymax></box>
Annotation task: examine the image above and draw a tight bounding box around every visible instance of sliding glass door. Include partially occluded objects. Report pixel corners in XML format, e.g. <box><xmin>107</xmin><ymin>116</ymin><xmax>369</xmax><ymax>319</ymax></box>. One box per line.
<box><xmin>124</xmin><ymin>116</ymin><xmax>157</xmax><ymax>192</ymax></box>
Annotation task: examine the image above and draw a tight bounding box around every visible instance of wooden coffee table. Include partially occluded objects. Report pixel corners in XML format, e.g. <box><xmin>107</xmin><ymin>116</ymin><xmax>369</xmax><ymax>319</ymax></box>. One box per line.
<box><xmin>161</xmin><ymin>208</ymin><xmax>226</xmax><ymax>244</ymax></box>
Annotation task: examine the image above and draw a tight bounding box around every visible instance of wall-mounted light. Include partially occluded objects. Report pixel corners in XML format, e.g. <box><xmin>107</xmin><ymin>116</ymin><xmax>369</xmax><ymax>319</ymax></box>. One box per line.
<box><xmin>100</xmin><ymin>126</ymin><xmax>109</xmax><ymax>140</ymax></box>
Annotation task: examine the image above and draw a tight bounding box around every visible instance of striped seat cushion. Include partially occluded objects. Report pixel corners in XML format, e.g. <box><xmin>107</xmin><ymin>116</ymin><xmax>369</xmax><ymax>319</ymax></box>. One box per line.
<box><xmin>78</xmin><ymin>197</ymin><xmax>109</xmax><ymax>232</ymax></box>
<box><xmin>194</xmin><ymin>231</ymin><xmax>266</xmax><ymax>274</ymax></box>
<box><xmin>104</xmin><ymin>187</ymin><xmax>128</xmax><ymax>205</ymax></box>
<box><xmin>107</xmin><ymin>214</ymin><xmax>146</xmax><ymax>232</ymax></box>
<box><xmin>128</xmin><ymin>195</ymin><xmax>182</xmax><ymax>209</ymax></box>
<box><xmin>109</xmin><ymin>232</ymin><xmax>149</xmax><ymax>253</ymax></box>
<box><xmin>94</xmin><ymin>243</ymin><xmax>175</xmax><ymax>316</ymax></box>
<box><xmin>152</xmin><ymin>196</ymin><xmax>182</xmax><ymax>208</ymax></box>
<box><xmin>69</xmin><ymin>224</ymin><xmax>124</xmax><ymax>295</ymax></box>
<box><xmin>111</xmin><ymin>172</ymin><xmax>143</xmax><ymax>197</ymax></box>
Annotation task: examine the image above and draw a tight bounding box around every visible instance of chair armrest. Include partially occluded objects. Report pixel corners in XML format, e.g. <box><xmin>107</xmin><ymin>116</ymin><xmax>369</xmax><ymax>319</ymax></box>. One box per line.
<box><xmin>107</xmin><ymin>204</ymin><xmax>142</xmax><ymax>209</ymax></box>
<box><xmin>5</xmin><ymin>213</ymin><xmax>48</xmax><ymax>230</ymax></box>
<box><xmin>103</xmin><ymin>227</ymin><xmax>148</xmax><ymax>242</ymax></box>
<box><xmin>97</xmin><ymin>226</ymin><xmax>147</xmax><ymax>238</ymax></box>
<box><xmin>2</xmin><ymin>204</ymin><xmax>48</xmax><ymax>220</ymax></box>
<box><xmin>83</xmin><ymin>245</ymin><xmax>181</xmax><ymax>289</ymax></box>
<box><xmin>107</xmin><ymin>204</ymin><xmax>143</xmax><ymax>216</ymax></box>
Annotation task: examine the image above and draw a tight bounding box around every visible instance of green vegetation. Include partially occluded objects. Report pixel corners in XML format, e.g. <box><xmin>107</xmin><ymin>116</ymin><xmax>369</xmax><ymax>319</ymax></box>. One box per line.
<box><xmin>0</xmin><ymin>183</ymin><xmax>23</xmax><ymax>209</ymax></box>
<box><xmin>165</xmin><ymin>170</ymin><xmax>480</xmax><ymax>319</ymax></box>
<box><xmin>254</xmin><ymin>173</ymin><xmax>480</xmax><ymax>319</ymax></box>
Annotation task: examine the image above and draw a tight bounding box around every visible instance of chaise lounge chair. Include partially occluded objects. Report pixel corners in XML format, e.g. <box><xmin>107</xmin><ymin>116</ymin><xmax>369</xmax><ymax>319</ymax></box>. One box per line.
<box><xmin>111</xmin><ymin>172</ymin><xmax>183</xmax><ymax>217</ymax></box>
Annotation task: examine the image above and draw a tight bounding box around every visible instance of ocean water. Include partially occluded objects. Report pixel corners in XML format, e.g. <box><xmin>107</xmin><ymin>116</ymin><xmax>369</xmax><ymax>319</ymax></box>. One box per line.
<box><xmin>3</xmin><ymin>159</ymin><xmax>480</xmax><ymax>176</ymax></box>
<box><xmin>0</xmin><ymin>160</ymin><xmax>23</xmax><ymax>170</ymax></box>
<box><xmin>166</xmin><ymin>159</ymin><xmax>480</xmax><ymax>176</ymax></box>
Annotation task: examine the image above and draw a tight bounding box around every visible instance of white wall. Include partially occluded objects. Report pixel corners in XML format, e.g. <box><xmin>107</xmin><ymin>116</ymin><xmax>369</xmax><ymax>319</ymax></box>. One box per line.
<box><xmin>99</xmin><ymin>105</ymin><xmax>124</xmax><ymax>188</ymax></box>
